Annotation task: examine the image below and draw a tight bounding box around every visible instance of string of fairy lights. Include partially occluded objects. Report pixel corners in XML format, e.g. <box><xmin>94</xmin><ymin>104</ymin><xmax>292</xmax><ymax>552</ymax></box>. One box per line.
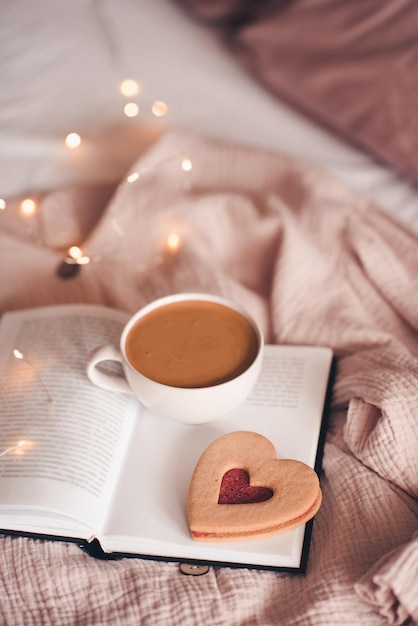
<box><xmin>0</xmin><ymin>2</ymin><xmax>197</xmax><ymax>458</ymax></box>
<box><xmin>59</xmin><ymin>145</ymin><xmax>192</xmax><ymax>276</ymax></box>
<box><xmin>0</xmin><ymin>0</ymin><xmax>195</xmax><ymax>274</ymax></box>
<box><xmin>0</xmin><ymin>348</ymin><xmax>53</xmax><ymax>460</ymax></box>
<box><xmin>1</xmin><ymin>145</ymin><xmax>192</xmax><ymax>458</ymax></box>
<box><xmin>0</xmin><ymin>79</ymin><xmax>193</xmax><ymax>272</ymax></box>
<box><xmin>0</xmin><ymin>75</ymin><xmax>195</xmax><ymax>454</ymax></box>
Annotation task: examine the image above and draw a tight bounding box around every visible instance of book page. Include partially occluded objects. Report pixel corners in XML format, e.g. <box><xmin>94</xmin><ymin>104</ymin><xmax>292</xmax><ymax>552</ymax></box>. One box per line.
<box><xmin>0</xmin><ymin>305</ymin><xmax>137</xmax><ymax>535</ymax></box>
<box><xmin>101</xmin><ymin>344</ymin><xmax>332</xmax><ymax>568</ymax></box>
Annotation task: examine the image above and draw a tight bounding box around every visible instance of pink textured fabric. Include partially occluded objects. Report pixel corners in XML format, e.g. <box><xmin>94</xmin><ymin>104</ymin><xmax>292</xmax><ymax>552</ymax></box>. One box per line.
<box><xmin>177</xmin><ymin>0</ymin><xmax>418</xmax><ymax>185</ymax></box>
<box><xmin>355</xmin><ymin>531</ymin><xmax>418</xmax><ymax>625</ymax></box>
<box><xmin>0</xmin><ymin>129</ymin><xmax>417</xmax><ymax>625</ymax></box>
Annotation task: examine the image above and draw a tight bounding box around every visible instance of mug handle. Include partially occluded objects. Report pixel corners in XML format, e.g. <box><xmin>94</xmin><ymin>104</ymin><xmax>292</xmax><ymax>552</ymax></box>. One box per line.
<box><xmin>86</xmin><ymin>344</ymin><xmax>132</xmax><ymax>394</ymax></box>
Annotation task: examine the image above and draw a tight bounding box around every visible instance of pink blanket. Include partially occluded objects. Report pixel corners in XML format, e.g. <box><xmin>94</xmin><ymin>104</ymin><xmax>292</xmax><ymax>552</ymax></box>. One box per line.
<box><xmin>1</xmin><ymin>129</ymin><xmax>417</xmax><ymax>625</ymax></box>
<box><xmin>177</xmin><ymin>0</ymin><xmax>418</xmax><ymax>186</ymax></box>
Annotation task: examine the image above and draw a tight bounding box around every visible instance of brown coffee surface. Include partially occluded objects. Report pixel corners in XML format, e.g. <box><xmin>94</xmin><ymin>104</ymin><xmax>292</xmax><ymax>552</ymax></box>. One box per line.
<box><xmin>125</xmin><ymin>300</ymin><xmax>259</xmax><ymax>388</ymax></box>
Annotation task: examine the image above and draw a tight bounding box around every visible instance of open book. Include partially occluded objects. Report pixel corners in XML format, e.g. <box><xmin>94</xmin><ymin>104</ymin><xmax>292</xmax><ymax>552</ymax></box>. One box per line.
<box><xmin>0</xmin><ymin>304</ymin><xmax>333</xmax><ymax>572</ymax></box>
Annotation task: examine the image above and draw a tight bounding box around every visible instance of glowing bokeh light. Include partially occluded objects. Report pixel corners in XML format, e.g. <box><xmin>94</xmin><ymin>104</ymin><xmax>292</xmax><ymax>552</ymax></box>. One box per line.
<box><xmin>127</xmin><ymin>172</ymin><xmax>140</xmax><ymax>183</ymax></box>
<box><xmin>0</xmin><ymin>198</ymin><xmax>6</xmax><ymax>209</ymax></box>
<box><xmin>181</xmin><ymin>157</ymin><xmax>192</xmax><ymax>172</ymax></box>
<box><xmin>68</xmin><ymin>246</ymin><xmax>82</xmax><ymax>259</ymax></box>
<box><xmin>152</xmin><ymin>101</ymin><xmax>169</xmax><ymax>117</ymax></box>
<box><xmin>65</xmin><ymin>133</ymin><xmax>81</xmax><ymax>149</ymax></box>
<box><xmin>20</xmin><ymin>198</ymin><xmax>36</xmax><ymax>215</ymax></box>
<box><xmin>166</xmin><ymin>232</ymin><xmax>182</xmax><ymax>252</ymax></box>
<box><xmin>76</xmin><ymin>256</ymin><xmax>90</xmax><ymax>265</ymax></box>
<box><xmin>120</xmin><ymin>79</ymin><xmax>141</xmax><ymax>97</ymax></box>
<box><xmin>124</xmin><ymin>102</ymin><xmax>139</xmax><ymax>118</ymax></box>
<box><xmin>14</xmin><ymin>439</ymin><xmax>34</xmax><ymax>456</ymax></box>
<box><xmin>67</xmin><ymin>245</ymin><xmax>90</xmax><ymax>265</ymax></box>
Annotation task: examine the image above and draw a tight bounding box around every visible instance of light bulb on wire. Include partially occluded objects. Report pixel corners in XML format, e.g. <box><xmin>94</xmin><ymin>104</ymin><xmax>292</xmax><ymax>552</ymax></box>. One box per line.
<box><xmin>123</xmin><ymin>102</ymin><xmax>139</xmax><ymax>118</ymax></box>
<box><xmin>152</xmin><ymin>101</ymin><xmax>169</xmax><ymax>117</ymax></box>
<box><xmin>13</xmin><ymin>348</ymin><xmax>53</xmax><ymax>402</ymax></box>
<box><xmin>120</xmin><ymin>79</ymin><xmax>141</xmax><ymax>97</ymax></box>
<box><xmin>65</xmin><ymin>133</ymin><xmax>81</xmax><ymax>149</ymax></box>
<box><xmin>20</xmin><ymin>198</ymin><xmax>37</xmax><ymax>216</ymax></box>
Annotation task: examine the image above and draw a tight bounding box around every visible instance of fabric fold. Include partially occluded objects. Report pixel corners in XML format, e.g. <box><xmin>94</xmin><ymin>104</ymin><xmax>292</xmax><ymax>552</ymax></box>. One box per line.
<box><xmin>355</xmin><ymin>531</ymin><xmax>418</xmax><ymax>626</ymax></box>
<box><xmin>1</xmin><ymin>128</ymin><xmax>418</xmax><ymax>625</ymax></box>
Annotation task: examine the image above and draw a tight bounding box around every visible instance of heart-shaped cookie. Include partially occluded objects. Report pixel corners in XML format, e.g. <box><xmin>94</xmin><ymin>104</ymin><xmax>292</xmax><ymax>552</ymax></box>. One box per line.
<box><xmin>188</xmin><ymin>431</ymin><xmax>322</xmax><ymax>542</ymax></box>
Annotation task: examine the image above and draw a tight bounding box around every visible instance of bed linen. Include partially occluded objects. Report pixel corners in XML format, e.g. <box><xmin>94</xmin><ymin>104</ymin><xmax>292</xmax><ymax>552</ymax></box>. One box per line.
<box><xmin>2</xmin><ymin>0</ymin><xmax>418</xmax><ymax>234</ymax></box>
<box><xmin>177</xmin><ymin>0</ymin><xmax>418</xmax><ymax>187</ymax></box>
<box><xmin>0</xmin><ymin>129</ymin><xmax>417</xmax><ymax>626</ymax></box>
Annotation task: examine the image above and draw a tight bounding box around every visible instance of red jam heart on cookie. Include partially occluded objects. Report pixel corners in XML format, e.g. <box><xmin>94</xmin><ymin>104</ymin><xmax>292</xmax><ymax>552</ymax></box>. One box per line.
<box><xmin>218</xmin><ymin>469</ymin><xmax>273</xmax><ymax>504</ymax></box>
<box><xmin>188</xmin><ymin>431</ymin><xmax>322</xmax><ymax>542</ymax></box>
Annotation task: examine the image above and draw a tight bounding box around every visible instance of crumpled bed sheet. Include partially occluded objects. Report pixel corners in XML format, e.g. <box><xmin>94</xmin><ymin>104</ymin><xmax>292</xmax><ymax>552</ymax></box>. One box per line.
<box><xmin>0</xmin><ymin>129</ymin><xmax>417</xmax><ymax>626</ymax></box>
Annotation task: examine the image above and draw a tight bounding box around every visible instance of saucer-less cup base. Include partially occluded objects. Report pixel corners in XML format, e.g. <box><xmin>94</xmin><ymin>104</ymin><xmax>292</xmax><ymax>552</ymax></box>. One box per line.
<box><xmin>86</xmin><ymin>293</ymin><xmax>264</xmax><ymax>425</ymax></box>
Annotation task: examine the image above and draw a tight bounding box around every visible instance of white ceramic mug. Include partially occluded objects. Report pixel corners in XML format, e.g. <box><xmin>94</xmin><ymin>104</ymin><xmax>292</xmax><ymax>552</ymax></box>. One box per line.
<box><xmin>86</xmin><ymin>293</ymin><xmax>264</xmax><ymax>425</ymax></box>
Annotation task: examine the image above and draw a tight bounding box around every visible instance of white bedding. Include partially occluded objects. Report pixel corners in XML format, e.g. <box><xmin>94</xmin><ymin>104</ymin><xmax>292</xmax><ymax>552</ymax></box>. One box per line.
<box><xmin>1</xmin><ymin>0</ymin><xmax>418</xmax><ymax>231</ymax></box>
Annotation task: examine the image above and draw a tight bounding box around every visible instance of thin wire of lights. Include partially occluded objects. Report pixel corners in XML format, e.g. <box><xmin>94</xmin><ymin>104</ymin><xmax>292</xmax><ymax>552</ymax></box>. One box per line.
<box><xmin>13</xmin><ymin>349</ymin><xmax>53</xmax><ymax>403</ymax></box>
<box><xmin>0</xmin><ymin>0</ymin><xmax>188</xmax><ymax>276</ymax></box>
<box><xmin>0</xmin><ymin>439</ymin><xmax>31</xmax><ymax>459</ymax></box>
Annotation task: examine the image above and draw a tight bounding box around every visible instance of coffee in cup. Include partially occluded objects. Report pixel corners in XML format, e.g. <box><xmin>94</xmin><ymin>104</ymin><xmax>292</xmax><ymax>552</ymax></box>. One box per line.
<box><xmin>86</xmin><ymin>293</ymin><xmax>264</xmax><ymax>424</ymax></box>
<box><xmin>125</xmin><ymin>299</ymin><xmax>259</xmax><ymax>388</ymax></box>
